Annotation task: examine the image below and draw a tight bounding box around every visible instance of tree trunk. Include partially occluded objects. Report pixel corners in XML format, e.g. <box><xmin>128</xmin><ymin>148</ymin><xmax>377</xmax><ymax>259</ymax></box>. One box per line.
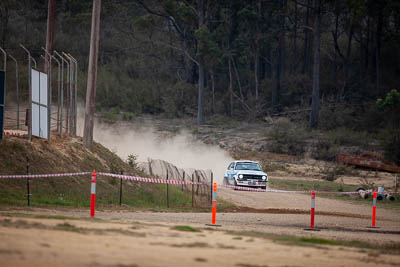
<box><xmin>197</xmin><ymin>61</ymin><xmax>205</xmax><ymax>125</ymax></box>
<box><xmin>342</xmin><ymin>23</ymin><xmax>354</xmax><ymax>98</ymax></box>
<box><xmin>0</xmin><ymin>1</ymin><xmax>9</xmax><ymax>48</ymax></box>
<box><xmin>273</xmin><ymin>53</ymin><xmax>280</xmax><ymax>112</ymax></box>
<box><xmin>333</xmin><ymin>9</ymin><xmax>339</xmax><ymax>93</ymax></box>
<box><xmin>375</xmin><ymin>8</ymin><xmax>383</xmax><ymax>94</ymax></box>
<box><xmin>309</xmin><ymin>0</ymin><xmax>321</xmax><ymax>129</ymax></box>
<box><xmin>45</xmin><ymin>0</ymin><xmax>55</xmax><ymax>73</ymax></box>
<box><xmin>254</xmin><ymin>45</ymin><xmax>259</xmax><ymax>100</ymax></box>
<box><xmin>83</xmin><ymin>0</ymin><xmax>101</xmax><ymax>149</ymax></box>
<box><xmin>210</xmin><ymin>68</ymin><xmax>215</xmax><ymax>115</ymax></box>
<box><xmin>228</xmin><ymin>57</ymin><xmax>233</xmax><ymax>117</ymax></box>
<box><xmin>196</xmin><ymin>0</ymin><xmax>205</xmax><ymax>125</ymax></box>
<box><xmin>291</xmin><ymin>0</ymin><xmax>297</xmax><ymax>74</ymax></box>
<box><xmin>302</xmin><ymin>0</ymin><xmax>310</xmax><ymax>75</ymax></box>
<box><xmin>279</xmin><ymin>0</ymin><xmax>286</xmax><ymax>77</ymax></box>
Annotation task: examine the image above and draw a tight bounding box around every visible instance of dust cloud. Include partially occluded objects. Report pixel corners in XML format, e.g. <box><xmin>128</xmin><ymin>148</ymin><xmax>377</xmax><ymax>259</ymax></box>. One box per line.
<box><xmin>77</xmin><ymin>107</ymin><xmax>233</xmax><ymax>183</ymax></box>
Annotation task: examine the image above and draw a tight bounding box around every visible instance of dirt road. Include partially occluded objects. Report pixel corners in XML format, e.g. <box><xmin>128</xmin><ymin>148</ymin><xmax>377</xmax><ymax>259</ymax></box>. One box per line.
<box><xmin>0</xmin><ymin>188</ymin><xmax>399</xmax><ymax>267</ymax></box>
<box><xmin>1</xmin><ymin>211</ymin><xmax>400</xmax><ymax>267</ymax></box>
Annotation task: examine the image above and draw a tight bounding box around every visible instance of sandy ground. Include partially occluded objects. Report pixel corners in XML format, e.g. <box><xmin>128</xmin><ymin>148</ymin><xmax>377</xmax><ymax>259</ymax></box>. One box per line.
<box><xmin>1</xmin><ymin>185</ymin><xmax>400</xmax><ymax>267</ymax></box>
<box><xmin>1</xmin><ymin>212</ymin><xmax>400</xmax><ymax>267</ymax></box>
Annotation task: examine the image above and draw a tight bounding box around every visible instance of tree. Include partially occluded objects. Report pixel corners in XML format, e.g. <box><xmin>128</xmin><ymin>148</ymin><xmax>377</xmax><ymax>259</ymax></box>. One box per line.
<box><xmin>309</xmin><ymin>0</ymin><xmax>321</xmax><ymax>129</ymax></box>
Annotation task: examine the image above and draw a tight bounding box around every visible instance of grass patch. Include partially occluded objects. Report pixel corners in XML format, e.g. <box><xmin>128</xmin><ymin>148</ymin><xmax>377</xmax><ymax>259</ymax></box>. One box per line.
<box><xmin>56</xmin><ymin>222</ymin><xmax>80</xmax><ymax>232</ymax></box>
<box><xmin>227</xmin><ymin>230</ymin><xmax>400</xmax><ymax>253</ymax></box>
<box><xmin>171</xmin><ymin>225</ymin><xmax>201</xmax><ymax>232</ymax></box>
<box><xmin>261</xmin><ymin>162</ymin><xmax>288</xmax><ymax>173</ymax></box>
<box><xmin>269</xmin><ymin>178</ymin><xmax>357</xmax><ymax>192</ymax></box>
<box><xmin>171</xmin><ymin>242</ymin><xmax>210</xmax><ymax>248</ymax></box>
<box><xmin>217</xmin><ymin>198</ymin><xmax>237</xmax><ymax>211</ymax></box>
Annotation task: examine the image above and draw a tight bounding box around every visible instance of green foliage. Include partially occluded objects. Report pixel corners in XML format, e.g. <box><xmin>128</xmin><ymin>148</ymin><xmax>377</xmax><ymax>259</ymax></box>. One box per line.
<box><xmin>122</xmin><ymin>112</ymin><xmax>134</xmax><ymax>121</ymax></box>
<box><xmin>376</xmin><ymin>89</ymin><xmax>400</xmax><ymax>111</ymax></box>
<box><xmin>171</xmin><ymin>225</ymin><xmax>201</xmax><ymax>232</ymax></box>
<box><xmin>318</xmin><ymin>104</ymin><xmax>357</xmax><ymax>130</ymax></box>
<box><xmin>2</xmin><ymin>0</ymin><xmax>400</xmax><ymax>138</ymax></box>
<box><xmin>269</xmin><ymin>178</ymin><xmax>357</xmax><ymax>192</ymax></box>
<box><xmin>126</xmin><ymin>154</ymin><xmax>138</xmax><ymax>169</ymax></box>
<box><xmin>311</xmin><ymin>139</ymin><xmax>340</xmax><ymax>161</ymax></box>
<box><xmin>379</xmin><ymin>129</ymin><xmax>400</xmax><ymax>165</ymax></box>
<box><xmin>266</xmin><ymin>118</ymin><xmax>310</xmax><ymax>155</ymax></box>
<box><xmin>162</xmin><ymin>82</ymin><xmax>196</xmax><ymax>118</ymax></box>
<box><xmin>321</xmin><ymin>164</ymin><xmax>358</xmax><ymax>181</ymax></box>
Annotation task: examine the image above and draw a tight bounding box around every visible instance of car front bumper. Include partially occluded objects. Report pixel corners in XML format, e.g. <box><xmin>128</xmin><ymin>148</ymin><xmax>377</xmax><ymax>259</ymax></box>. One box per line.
<box><xmin>236</xmin><ymin>180</ymin><xmax>268</xmax><ymax>187</ymax></box>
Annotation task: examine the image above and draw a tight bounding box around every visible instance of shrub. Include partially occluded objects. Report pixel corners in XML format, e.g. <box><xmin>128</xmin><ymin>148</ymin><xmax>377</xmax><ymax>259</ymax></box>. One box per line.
<box><xmin>266</xmin><ymin>118</ymin><xmax>309</xmax><ymax>155</ymax></box>
<box><xmin>318</xmin><ymin>104</ymin><xmax>355</xmax><ymax>130</ymax></box>
<box><xmin>325</xmin><ymin>128</ymin><xmax>372</xmax><ymax>147</ymax></box>
<box><xmin>311</xmin><ymin>139</ymin><xmax>340</xmax><ymax>161</ymax></box>
<box><xmin>321</xmin><ymin>164</ymin><xmax>358</xmax><ymax>181</ymax></box>
<box><xmin>122</xmin><ymin>112</ymin><xmax>134</xmax><ymax>121</ymax></box>
<box><xmin>127</xmin><ymin>154</ymin><xmax>138</xmax><ymax>169</ymax></box>
<box><xmin>379</xmin><ymin>129</ymin><xmax>400</xmax><ymax>165</ymax></box>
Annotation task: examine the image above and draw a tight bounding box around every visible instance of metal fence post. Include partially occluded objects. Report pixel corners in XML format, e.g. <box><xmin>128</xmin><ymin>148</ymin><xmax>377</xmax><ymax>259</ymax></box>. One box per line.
<box><xmin>166</xmin><ymin>169</ymin><xmax>169</xmax><ymax>208</ymax></box>
<box><xmin>0</xmin><ymin>47</ymin><xmax>7</xmax><ymax>140</ymax></box>
<box><xmin>9</xmin><ymin>55</ymin><xmax>19</xmax><ymax>129</ymax></box>
<box><xmin>182</xmin><ymin>170</ymin><xmax>185</xmax><ymax>191</ymax></box>
<box><xmin>197</xmin><ymin>171</ymin><xmax>200</xmax><ymax>196</ymax></box>
<box><xmin>192</xmin><ymin>173</ymin><xmax>194</xmax><ymax>208</ymax></box>
<box><xmin>62</xmin><ymin>52</ymin><xmax>72</xmax><ymax>135</ymax></box>
<box><xmin>20</xmin><ymin>45</ymin><xmax>32</xmax><ymax>141</ymax></box>
<box><xmin>42</xmin><ymin>48</ymin><xmax>52</xmax><ymax>141</ymax></box>
<box><xmin>210</xmin><ymin>172</ymin><xmax>213</xmax><ymax>205</ymax></box>
<box><xmin>52</xmin><ymin>55</ymin><xmax>61</xmax><ymax>134</ymax></box>
<box><xmin>26</xmin><ymin>162</ymin><xmax>30</xmax><ymax>207</ymax></box>
<box><xmin>68</xmin><ymin>54</ymin><xmax>78</xmax><ymax>136</ymax></box>
<box><xmin>54</xmin><ymin>51</ymin><xmax>65</xmax><ymax>135</ymax></box>
<box><xmin>119</xmin><ymin>171</ymin><xmax>123</xmax><ymax>206</ymax></box>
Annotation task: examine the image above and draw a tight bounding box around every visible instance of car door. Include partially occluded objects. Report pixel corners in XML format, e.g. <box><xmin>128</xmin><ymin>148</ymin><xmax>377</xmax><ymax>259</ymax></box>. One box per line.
<box><xmin>226</xmin><ymin>162</ymin><xmax>235</xmax><ymax>184</ymax></box>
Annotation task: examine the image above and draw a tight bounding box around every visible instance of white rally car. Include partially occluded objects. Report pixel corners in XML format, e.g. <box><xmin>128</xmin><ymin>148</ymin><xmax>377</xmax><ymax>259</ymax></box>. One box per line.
<box><xmin>223</xmin><ymin>160</ymin><xmax>268</xmax><ymax>189</ymax></box>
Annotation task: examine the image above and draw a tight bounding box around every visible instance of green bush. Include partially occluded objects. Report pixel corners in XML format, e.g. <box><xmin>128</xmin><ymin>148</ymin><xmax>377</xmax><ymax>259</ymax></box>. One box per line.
<box><xmin>325</xmin><ymin>128</ymin><xmax>372</xmax><ymax>147</ymax></box>
<box><xmin>122</xmin><ymin>112</ymin><xmax>134</xmax><ymax>121</ymax></box>
<box><xmin>321</xmin><ymin>164</ymin><xmax>358</xmax><ymax>181</ymax></box>
<box><xmin>266</xmin><ymin>118</ymin><xmax>309</xmax><ymax>155</ymax></box>
<box><xmin>379</xmin><ymin>129</ymin><xmax>400</xmax><ymax>165</ymax></box>
<box><xmin>311</xmin><ymin>139</ymin><xmax>340</xmax><ymax>161</ymax></box>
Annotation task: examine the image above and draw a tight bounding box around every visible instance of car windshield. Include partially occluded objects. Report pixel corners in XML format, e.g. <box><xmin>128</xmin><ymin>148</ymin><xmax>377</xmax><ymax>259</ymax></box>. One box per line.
<box><xmin>235</xmin><ymin>162</ymin><xmax>262</xmax><ymax>171</ymax></box>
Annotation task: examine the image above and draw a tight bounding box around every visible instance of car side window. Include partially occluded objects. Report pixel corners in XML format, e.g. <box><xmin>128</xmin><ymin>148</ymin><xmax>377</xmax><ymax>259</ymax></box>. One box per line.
<box><xmin>228</xmin><ymin>163</ymin><xmax>234</xmax><ymax>170</ymax></box>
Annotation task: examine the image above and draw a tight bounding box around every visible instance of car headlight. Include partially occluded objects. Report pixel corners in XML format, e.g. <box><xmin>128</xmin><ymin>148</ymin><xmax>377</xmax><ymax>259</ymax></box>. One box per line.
<box><xmin>239</xmin><ymin>174</ymin><xmax>243</xmax><ymax>179</ymax></box>
<box><xmin>262</xmin><ymin>176</ymin><xmax>267</xmax><ymax>180</ymax></box>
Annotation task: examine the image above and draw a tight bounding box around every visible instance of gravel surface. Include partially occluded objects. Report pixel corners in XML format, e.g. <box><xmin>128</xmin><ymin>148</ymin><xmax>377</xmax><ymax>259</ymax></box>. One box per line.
<box><xmin>10</xmin><ymin>185</ymin><xmax>400</xmax><ymax>245</ymax></box>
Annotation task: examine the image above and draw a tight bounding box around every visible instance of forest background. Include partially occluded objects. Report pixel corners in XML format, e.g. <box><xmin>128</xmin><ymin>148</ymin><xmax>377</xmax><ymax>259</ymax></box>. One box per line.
<box><xmin>0</xmin><ymin>0</ymin><xmax>399</xmax><ymax>163</ymax></box>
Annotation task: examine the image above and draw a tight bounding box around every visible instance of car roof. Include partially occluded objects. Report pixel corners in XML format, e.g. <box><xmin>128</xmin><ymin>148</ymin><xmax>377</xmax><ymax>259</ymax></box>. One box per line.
<box><xmin>232</xmin><ymin>160</ymin><xmax>259</xmax><ymax>164</ymax></box>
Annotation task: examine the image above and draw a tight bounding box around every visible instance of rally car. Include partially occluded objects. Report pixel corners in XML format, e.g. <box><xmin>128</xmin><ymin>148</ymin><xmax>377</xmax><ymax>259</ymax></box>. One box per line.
<box><xmin>223</xmin><ymin>160</ymin><xmax>268</xmax><ymax>189</ymax></box>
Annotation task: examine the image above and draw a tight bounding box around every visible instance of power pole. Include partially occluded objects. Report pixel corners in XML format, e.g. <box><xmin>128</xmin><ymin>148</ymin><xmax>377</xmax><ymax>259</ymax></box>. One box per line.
<box><xmin>83</xmin><ymin>0</ymin><xmax>101</xmax><ymax>149</ymax></box>
<box><xmin>45</xmin><ymin>0</ymin><xmax>55</xmax><ymax>73</ymax></box>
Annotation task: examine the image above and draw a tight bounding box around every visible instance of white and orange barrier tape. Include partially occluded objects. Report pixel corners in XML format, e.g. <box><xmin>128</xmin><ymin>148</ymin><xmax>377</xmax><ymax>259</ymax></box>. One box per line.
<box><xmin>0</xmin><ymin>172</ymin><xmax>91</xmax><ymax>179</ymax></box>
<box><xmin>221</xmin><ymin>184</ymin><xmax>400</xmax><ymax>195</ymax></box>
<box><xmin>98</xmin><ymin>172</ymin><xmax>204</xmax><ymax>185</ymax></box>
<box><xmin>1</xmin><ymin>171</ymin><xmax>399</xmax><ymax>195</ymax></box>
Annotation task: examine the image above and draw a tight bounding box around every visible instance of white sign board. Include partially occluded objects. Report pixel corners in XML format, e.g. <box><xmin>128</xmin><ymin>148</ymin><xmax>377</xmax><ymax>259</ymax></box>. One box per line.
<box><xmin>31</xmin><ymin>69</ymin><xmax>48</xmax><ymax>139</ymax></box>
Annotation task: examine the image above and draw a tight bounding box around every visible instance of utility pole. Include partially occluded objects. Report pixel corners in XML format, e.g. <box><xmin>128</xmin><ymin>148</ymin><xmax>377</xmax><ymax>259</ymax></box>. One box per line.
<box><xmin>83</xmin><ymin>0</ymin><xmax>101</xmax><ymax>149</ymax></box>
<box><xmin>45</xmin><ymin>0</ymin><xmax>55</xmax><ymax>73</ymax></box>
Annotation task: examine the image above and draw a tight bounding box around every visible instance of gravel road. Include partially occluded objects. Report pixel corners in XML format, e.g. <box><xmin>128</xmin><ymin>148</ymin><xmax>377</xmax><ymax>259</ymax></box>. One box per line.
<box><xmin>13</xmin><ymin>187</ymin><xmax>400</xmax><ymax>245</ymax></box>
